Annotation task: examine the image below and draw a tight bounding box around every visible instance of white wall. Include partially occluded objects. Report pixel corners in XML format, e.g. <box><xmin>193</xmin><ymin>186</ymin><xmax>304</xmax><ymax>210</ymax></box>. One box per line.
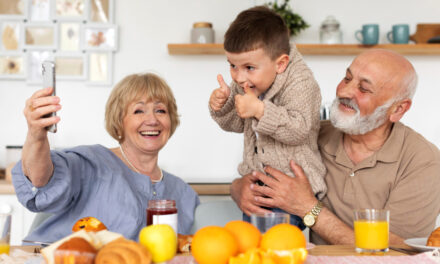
<box><xmin>1</xmin><ymin>0</ymin><xmax>439</xmax><ymax>183</ymax></box>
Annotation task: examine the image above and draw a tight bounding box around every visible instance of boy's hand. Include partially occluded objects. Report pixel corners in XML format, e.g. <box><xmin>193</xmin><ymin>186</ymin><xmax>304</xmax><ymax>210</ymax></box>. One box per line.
<box><xmin>235</xmin><ymin>83</ymin><xmax>264</xmax><ymax>119</ymax></box>
<box><xmin>209</xmin><ymin>74</ymin><xmax>231</xmax><ymax>111</ymax></box>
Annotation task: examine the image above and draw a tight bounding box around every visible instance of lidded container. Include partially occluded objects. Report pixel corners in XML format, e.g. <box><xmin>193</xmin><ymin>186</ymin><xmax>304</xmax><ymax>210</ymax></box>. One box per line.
<box><xmin>146</xmin><ymin>199</ymin><xmax>178</xmax><ymax>234</ymax></box>
<box><xmin>191</xmin><ymin>22</ymin><xmax>214</xmax><ymax>44</ymax></box>
<box><xmin>320</xmin><ymin>16</ymin><xmax>343</xmax><ymax>44</ymax></box>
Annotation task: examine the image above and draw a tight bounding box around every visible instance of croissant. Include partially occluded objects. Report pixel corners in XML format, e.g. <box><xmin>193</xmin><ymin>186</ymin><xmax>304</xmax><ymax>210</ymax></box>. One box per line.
<box><xmin>427</xmin><ymin>227</ymin><xmax>440</xmax><ymax>247</ymax></box>
<box><xmin>95</xmin><ymin>237</ymin><xmax>152</xmax><ymax>264</ymax></box>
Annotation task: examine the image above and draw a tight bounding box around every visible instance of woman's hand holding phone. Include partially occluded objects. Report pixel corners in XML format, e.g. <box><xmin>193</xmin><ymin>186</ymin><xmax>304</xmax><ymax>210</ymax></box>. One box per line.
<box><xmin>24</xmin><ymin>87</ymin><xmax>61</xmax><ymax>140</ymax></box>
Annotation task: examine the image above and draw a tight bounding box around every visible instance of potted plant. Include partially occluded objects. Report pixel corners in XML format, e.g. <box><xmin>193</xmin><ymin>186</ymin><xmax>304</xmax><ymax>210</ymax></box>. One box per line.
<box><xmin>266</xmin><ymin>0</ymin><xmax>309</xmax><ymax>37</ymax></box>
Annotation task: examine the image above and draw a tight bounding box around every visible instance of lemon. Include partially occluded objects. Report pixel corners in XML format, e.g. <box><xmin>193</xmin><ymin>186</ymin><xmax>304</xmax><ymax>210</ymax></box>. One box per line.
<box><xmin>139</xmin><ymin>224</ymin><xmax>177</xmax><ymax>262</ymax></box>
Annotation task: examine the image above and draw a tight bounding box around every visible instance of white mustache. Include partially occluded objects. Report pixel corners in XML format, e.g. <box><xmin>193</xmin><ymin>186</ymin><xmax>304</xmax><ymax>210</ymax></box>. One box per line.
<box><xmin>338</xmin><ymin>98</ymin><xmax>359</xmax><ymax>111</ymax></box>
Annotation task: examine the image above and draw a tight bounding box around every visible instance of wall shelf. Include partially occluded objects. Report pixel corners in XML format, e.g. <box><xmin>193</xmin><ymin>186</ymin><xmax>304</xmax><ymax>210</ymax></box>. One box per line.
<box><xmin>168</xmin><ymin>43</ymin><xmax>440</xmax><ymax>55</ymax></box>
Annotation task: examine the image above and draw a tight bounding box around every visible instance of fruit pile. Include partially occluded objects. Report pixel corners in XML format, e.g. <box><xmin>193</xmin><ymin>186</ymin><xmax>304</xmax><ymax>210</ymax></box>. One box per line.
<box><xmin>191</xmin><ymin>221</ymin><xmax>308</xmax><ymax>264</ymax></box>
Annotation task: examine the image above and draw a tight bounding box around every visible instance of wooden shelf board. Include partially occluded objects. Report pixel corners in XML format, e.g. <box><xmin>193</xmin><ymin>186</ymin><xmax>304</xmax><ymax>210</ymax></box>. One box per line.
<box><xmin>0</xmin><ymin>180</ymin><xmax>232</xmax><ymax>196</ymax></box>
<box><xmin>168</xmin><ymin>43</ymin><xmax>440</xmax><ymax>55</ymax></box>
<box><xmin>189</xmin><ymin>183</ymin><xmax>231</xmax><ymax>195</ymax></box>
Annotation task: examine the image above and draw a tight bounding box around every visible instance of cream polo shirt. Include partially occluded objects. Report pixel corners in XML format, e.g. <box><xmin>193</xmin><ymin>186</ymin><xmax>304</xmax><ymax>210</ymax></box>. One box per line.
<box><xmin>311</xmin><ymin>121</ymin><xmax>440</xmax><ymax>244</ymax></box>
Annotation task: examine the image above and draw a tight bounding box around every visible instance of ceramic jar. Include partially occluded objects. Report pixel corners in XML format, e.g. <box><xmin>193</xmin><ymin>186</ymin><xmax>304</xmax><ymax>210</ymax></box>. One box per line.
<box><xmin>191</xmin><ymin>22</ymin><xmax>214</xmax><ymax>44</ymax></box>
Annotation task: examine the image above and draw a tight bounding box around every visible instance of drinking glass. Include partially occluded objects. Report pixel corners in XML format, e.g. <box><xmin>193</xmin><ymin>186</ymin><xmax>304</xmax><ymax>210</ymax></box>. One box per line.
<box><xmin>0</xmin><ymin>213</ymin><xmax>11</xmax><ymax>255</ymax></box>
<box><xmin>354</xmin><ymin>209</ymin><xmax>389</xmax><ymax>253</ymax></box>
<box><xmin>250</xmin><ymin>213</ymin><xmax>290</xmax><ymax>233</ymax></box>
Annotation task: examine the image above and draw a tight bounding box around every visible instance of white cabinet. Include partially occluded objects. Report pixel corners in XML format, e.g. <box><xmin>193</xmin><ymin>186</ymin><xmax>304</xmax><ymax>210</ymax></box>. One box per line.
<box><xmin>0</xmin><ymin>194</ymin><xmax>36</xmax><ymax>245</ymax></box>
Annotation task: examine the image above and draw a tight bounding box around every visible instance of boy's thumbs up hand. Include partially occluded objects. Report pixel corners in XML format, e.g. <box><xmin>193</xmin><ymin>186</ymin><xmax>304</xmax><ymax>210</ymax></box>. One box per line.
<box><xmin>235</xmin><ymin>83</ymin><xmax>264</xmax><ymax>119</ymax></box>
<box><xmin>209</xmin><ymin>74</ymin><xmax>231</xmax><ymax>111</ymax></box>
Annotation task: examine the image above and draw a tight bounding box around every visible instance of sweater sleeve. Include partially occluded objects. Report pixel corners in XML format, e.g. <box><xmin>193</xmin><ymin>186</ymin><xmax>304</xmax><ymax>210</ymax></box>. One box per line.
<box><xmin>209</xmin><ymin>82</ymin><xmax>244</xmax><ymax>133</ymax></box>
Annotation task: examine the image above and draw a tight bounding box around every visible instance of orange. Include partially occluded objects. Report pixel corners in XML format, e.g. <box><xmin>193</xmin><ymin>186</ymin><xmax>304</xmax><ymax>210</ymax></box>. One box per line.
<box><xmin>225</xmin><ymin>220</ymin><xmax>261</xmax><ymax>253</ymax></box>
<box><xmin>192</xmin><ymin>226</ymin><xmax>238</xmax><ymax>264</ymax></box>
<box><xmin>229</xmin><ymin>248</ymin><xmax>261</xmax><ymax>264</ymax></box>
<box><xmin>260</xmin><ymin>224</ymin><xmax>306</xmax><ymax>251</ymax></box>
<box><xmin>265</xmin><ymin>248</ymin><xmax>308</xmax><ymax>264</ymax></box>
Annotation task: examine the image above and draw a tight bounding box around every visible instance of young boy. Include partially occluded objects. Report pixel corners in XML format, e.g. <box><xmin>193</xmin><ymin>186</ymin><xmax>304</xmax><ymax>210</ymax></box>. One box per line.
<box><xmin>209</xmin><ymin>6</ymin><xmax>326</xmax><ymax>229</ymax></box>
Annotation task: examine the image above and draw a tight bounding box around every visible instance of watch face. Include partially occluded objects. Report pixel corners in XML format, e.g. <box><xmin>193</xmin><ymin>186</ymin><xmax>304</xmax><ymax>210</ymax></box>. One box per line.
<box><xmin>304</xmin><ymin>214</ymin><xmax>315</xmax><ymax>227</ymax></box>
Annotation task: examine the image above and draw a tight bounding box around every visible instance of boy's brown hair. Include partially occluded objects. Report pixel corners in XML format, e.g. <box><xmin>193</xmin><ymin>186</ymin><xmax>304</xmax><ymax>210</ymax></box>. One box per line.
<box><xmin>224</xmin><ymin>6</ymin><xmax>290</xmax><ymax>60</ymax></box>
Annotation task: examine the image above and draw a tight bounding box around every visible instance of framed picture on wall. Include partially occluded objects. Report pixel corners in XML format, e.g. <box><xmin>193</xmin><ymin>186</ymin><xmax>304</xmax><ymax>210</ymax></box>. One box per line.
<box><xmin>1</xmin><ymin>21</ymin><xmax>22</xmax><ymax>51</ymax></box>
<box><xmin>29</xmin><ymin>0</ymin><xmax>51</xmax><ymax>21</ymax></box>
<box><xmin>55</xmin><ymin>53</ymin><xmax>87</xmax><ymax>80</ymax></box>
<box><xmin>23</xmin><ymin>23</ymin><xmax>58</xmax><ymax>50</ymax></box>
<box><xmin>0</xmin><ymin>53</ymin><xmax>26</xmax><ymax>79</ymax></box>
<box><xmin>26</xmin><ymin>50</ymin><xmax>53</xmax><ymax>84</ymax></box>
<box><xmin>59</xmin><ymin>22</ymin><xmax>81</xmax><ymax>51</ymax></box>
<box><xmin>89</xmin><ymin>0</ymin><xmax>114</xmax><ymax>23</ymax></box>
<box><xmin>54</xmin><ymin>0</ymin><xmax>87</xmax><ymax>21</ymax></box>
<box><xmin>83</xmin><ymin>24</ymin><xmax>117</xmax><ymax>51</ymax></box>
<box><xmin>87</xmin><ymin>51</ymin><xmax>112</xmax><ymax>85</ymax></box>
<box><xmin>0</xmin><ymin>0</ymin><xmax>27</xmax><ymax>20</ymax></box>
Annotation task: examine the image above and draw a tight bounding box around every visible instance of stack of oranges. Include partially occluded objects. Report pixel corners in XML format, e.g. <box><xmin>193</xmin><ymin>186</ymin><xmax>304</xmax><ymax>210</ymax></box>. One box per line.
<box><xmin>191</xmin><ymin>221</ymin><xmax>308</xmax><ymax>264</ymax></box>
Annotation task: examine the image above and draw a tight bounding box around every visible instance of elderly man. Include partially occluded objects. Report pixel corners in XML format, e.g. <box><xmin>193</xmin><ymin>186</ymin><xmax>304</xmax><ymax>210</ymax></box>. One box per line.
<box><xmin>230</xmin><ymin>49</ymin><xmax>440</xmax><ymax>245</ymax></box>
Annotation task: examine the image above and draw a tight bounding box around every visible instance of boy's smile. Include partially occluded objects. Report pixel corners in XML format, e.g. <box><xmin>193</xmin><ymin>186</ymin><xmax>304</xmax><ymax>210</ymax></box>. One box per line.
<box><xmin>226</xmin><ymin>48</ymin><xmax>287</xmax><ymax>97</ymax></box>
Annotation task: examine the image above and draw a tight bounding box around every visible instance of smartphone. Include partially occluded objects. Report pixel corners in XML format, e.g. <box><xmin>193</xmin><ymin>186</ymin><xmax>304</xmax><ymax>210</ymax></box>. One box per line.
<box><xmin>42</xmin><ymin>60</ymin><xmax>57</xmax><ymax>133</ymax></box>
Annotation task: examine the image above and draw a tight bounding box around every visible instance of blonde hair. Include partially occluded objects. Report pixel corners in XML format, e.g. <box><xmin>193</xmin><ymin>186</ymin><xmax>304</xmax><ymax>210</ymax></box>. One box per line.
<box><xmin>105</xmin><ymin>73</ymin><xmax>180</xmax><ymax>142</ymax></box>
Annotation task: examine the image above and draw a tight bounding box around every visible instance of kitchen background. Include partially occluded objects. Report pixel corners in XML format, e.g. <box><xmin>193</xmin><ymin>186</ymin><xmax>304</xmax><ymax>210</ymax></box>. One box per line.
<box><xmin>1</xmin><ymin>0</ymin><xmax>439</xmax><ymax>183</ymax></box>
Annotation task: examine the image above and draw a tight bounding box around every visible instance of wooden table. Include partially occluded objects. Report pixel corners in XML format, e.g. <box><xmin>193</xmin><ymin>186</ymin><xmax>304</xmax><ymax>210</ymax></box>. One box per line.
<box><xmin>12</xmin><ymin>244</ymin><xmax>412</xmax><ymax>256</ymax></box>
<box><xmin>309</xmin><ymin>244</ymin><xmax>411</xmax><ymax>256</ymax></box>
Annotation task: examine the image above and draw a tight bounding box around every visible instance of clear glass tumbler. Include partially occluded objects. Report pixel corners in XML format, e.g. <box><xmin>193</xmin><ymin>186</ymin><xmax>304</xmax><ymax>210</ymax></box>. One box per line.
<box><xmin>250</xmin><ymin>212</ymin><xmax>290</xmax><ymax>233</ymax></box>
<box><xmin>354</xmin><ymin>209</ymin><xmax>390</xmax><ymax>254</ymax></box>
<box><xmin>0</xmin><ymin>213</ymin><xmax>11</xmax><ymax>255</ymax></box>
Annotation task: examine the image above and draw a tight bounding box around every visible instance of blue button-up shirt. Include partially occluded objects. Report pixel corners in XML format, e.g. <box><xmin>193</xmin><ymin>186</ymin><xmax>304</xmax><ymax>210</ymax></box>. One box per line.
<box><xmin>12</xmin><ymin>144</ymin><xmax>199</xmax><ymax>243</ymax></box>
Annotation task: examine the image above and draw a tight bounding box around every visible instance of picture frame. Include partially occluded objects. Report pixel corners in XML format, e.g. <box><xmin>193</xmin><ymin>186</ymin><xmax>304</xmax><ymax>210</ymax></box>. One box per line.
<box><xmin>29</xmin><ymin>0</ymin><xmax>52</xmax><ymax>22</ymax></box>
<box><xmin>54</xmin><ymin>52</ymin><xmax>87</xmax><ymax>80</ymax></box>
<box><xmin>0</xmin><ymin>21</ymin><xmax>23</xmax><ymax>51</ymax></box>
<box><xmin>89</xmin><ymin>0</ymin><xmax>114</xmax><ymax>23</ymax></box>
<box><xmin>83</xmin><ymin>24</ymin><xmax>117</xmax><ymax>51</ymax></box>
<box><xmin>26</xmin><ymin>50</ymin><xmax>53</xmax><ymax>84</ymax></box>
<box><xmin>87</xmin><ymin>51</ymin><xmax>112</xmax><ymax>85</ymax></box>
<box><xmin>53</xmin><ymin>0</ymin><xmax>87</xmax><ymax>21</ymax></box>
<box><xmin>23</xmin><ymin>23</ymin><xmax>58</xmax><ymax>50</ymax></box>
<box><xmin>0</xmin><ymin>52</ymin><xmax>26</xmax><ymax>79</ymax></box>
<box><xmin>0</xmin><ymin>0</ymin><xmax>27</xmax><ymax>20</ymax></box>
<box><xmin>59</xmin><ymin>22</ymin><xmax>82</xmax><ymax>51</ymax></box>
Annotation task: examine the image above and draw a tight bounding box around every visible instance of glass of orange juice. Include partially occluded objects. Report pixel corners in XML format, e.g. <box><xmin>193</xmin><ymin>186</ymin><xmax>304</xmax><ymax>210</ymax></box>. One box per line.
<box><xmin>0</xmin><ymin>213</ymin><xmax>11</xmax><ymax>255</ymax></box>
<box><xmin>354</xmin><ymin>209</ymin><xmax>389</xmax><ymax>254</ymax></box>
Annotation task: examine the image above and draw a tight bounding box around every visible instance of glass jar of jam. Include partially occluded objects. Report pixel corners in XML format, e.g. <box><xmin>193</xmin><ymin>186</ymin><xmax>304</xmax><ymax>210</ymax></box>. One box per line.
<box><xmin>146</xmin><ymin>200</ymin><xmax>178</xmax><ymax>234</ymax></box>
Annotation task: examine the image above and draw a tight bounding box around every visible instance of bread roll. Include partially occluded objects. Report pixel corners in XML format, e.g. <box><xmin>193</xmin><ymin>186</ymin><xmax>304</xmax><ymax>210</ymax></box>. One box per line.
<box><xmin>427</xmin><ymin>227</ymin><xmax>440</xmax><ymax>247</ymax></box>
<box><xmin>54</xmin><ymin>237</ymin><xmax>97</xmax><ymax>264</ymax></box>
<box><xmin>177</xmin><ymin>234</ymin><xmax>193</xmax><ymax>253</ymax></box>
<box><xmin>95</xmin><ymin>237</ymin><xmax>152</xmax><ymax>264</ymax></box>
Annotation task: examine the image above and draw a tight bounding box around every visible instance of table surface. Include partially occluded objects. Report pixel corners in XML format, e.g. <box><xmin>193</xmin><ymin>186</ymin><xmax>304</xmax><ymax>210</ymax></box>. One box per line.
<box><xmin>12</xmin><ymin>244</ymin><xmax>411</xmax><ymax>256</ymax></box>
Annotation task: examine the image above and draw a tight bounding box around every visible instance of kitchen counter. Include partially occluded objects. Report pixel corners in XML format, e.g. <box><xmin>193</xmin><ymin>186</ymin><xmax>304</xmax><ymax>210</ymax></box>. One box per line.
<box><xmin>0</xmin><ymin>180</ymin><xmax>15</xmax><ymax>194</ymax></box>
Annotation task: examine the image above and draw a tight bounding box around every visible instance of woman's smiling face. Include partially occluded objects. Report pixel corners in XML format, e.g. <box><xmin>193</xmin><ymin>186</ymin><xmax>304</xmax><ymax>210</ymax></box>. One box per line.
<box><xmin>122</xmin><ymin>98</ymin><xmax>171</xmax><ymax>155</ymax></box>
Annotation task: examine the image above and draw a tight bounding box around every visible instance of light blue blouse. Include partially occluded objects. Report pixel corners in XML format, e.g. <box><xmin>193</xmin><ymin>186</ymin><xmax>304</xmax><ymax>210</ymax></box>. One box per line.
<box><xmin>12</xmin><ymin>144</ymin><xmax>199</xmax><ymax>243</ymax></box>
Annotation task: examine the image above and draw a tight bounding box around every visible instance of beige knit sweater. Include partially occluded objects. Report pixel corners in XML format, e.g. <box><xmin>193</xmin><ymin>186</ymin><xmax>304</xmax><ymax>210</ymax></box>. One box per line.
<box><xmin>210</xmin><ymin>45</ymin><xmax>327</xmax><ymax>199</ymax></box>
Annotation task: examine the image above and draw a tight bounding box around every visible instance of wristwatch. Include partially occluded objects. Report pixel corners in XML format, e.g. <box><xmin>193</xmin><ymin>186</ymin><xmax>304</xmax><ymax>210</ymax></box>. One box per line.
<box><xmin>303</xmin><ymin>201</ymin><xmax>323</xmax><ymax>228</ymax></box>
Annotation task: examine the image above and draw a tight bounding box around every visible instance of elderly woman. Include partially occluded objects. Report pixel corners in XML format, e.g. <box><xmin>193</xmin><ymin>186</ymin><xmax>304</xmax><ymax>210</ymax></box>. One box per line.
<box><xmin>12</xmin><ymin>73</ymin><xmax>199</xmax><ymax>243</ymax></box>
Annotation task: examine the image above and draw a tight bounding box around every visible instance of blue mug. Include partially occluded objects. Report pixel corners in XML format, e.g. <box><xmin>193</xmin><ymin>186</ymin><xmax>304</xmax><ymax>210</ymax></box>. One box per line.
<box><xmin>355</xmin><ymin>24</ymin><xmax>379</xmax><ymax>45</ymax></box>
<box><xmin>387</xmin><ymin>24</ymin><xmax>409</xmax><ymax>44</ymax></box>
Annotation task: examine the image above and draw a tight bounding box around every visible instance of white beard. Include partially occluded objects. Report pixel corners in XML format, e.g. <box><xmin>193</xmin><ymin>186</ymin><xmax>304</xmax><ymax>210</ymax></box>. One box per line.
<box><xmin>329</xmin><ymin>98</ymin><xmax>393</xmax><ymax>135</ymax></box>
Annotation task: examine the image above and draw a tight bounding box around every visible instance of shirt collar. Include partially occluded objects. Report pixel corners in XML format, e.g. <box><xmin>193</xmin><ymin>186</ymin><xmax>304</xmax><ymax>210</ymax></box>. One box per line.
<box><xmin>321</xmin><ymin>121</ymin><xmax>405</xmax><ymax>165</ymax></box>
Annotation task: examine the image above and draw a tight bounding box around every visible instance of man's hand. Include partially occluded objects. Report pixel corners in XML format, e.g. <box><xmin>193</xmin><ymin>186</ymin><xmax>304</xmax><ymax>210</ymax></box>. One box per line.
<box><xmin>230</xmin><ymin>173</ymin><xmax>272</xmax><ymax>216</ymax></box>
<box><xmin>234</xmin><ymin>83</ymin><xmax>264</xmax><ymax>119</ymax></box>
<box><xmin>251</xmin><ymin>161</ymin><xmax>317</xmax><ymax>217</ymax></box>
<box><xmin>209</xmin><ymin>74</ymin><xmax>231</xmax><ymax>111</ymax></box>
